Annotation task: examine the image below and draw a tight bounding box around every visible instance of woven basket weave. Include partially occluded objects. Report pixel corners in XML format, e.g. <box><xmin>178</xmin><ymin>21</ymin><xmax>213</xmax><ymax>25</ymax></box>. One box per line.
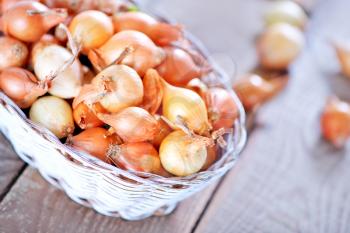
<box><xmin>0</xmin><ymin>7</ymin><xmax>247</xmax><ymax>221</ymax></box>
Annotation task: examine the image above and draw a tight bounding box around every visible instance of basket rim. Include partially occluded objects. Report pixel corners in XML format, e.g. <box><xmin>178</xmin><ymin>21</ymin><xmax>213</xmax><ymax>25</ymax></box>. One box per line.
<box><xmin>0</xmin><ymin>8</ymin><xmax>247</xmax><ymax>188</ymax></box>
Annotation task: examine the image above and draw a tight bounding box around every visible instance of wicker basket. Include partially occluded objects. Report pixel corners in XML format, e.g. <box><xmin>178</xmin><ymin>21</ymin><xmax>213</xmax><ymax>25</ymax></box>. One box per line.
<box><xmin>0</xmin><ymin>7</ymin><xmax>247</xmax><ymax>221</ymax></box>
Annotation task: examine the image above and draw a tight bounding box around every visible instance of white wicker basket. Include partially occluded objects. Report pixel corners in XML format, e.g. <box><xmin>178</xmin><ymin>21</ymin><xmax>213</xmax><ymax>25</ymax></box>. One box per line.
<box><xmin>0</xmin><ymin>8</ymin><xmax>247</xmax><ymax>221</ymax></box>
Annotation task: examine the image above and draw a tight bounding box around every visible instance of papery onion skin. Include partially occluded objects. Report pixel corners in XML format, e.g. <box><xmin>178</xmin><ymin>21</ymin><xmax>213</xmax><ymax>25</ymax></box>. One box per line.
<box><xmin>98</xmin><ymin>107</ymin><xmax>159</xmax><ymax>143</ymax></box>
<box><xmin>201</xmin><ymin>145</ymin><xmax>217</xmax><ymax>171</ymax></box>
<box><xmin>321</xmin><ymin>97</ymin><xmax>350</xmax><ymax>148</ymax></box>
<box><xmin>257</xmin><ymin>23</ymin><xmax>304</xmax><ymax>70</ymax></box>
<box><xmin>186</xmin><ymin>78</ymin><xmax>208</xmax><ymax>100</ymax></box>
<box><xmin>151</xmin><ymin>115</ymin><xmax>173</xmax><ymax>148</ymax></box>
<box><xmin>0</xmin><ymin>67</ymin><xmax>46</xmax><ymax>108</ymax></box>
<box><xmin>109</xmin><ymin>142</ymin><xmax>162</xmax><ymax>174</ymax></box>
<box><xmin>88</xmin><ymin>30</ymin><xmax>165</xmax><ymax>76</ymax></box>
<box><xmin>205</xmin><ymin>87</ymin><xmax>238</xmax><ymax>130</ymax></box>
<box><xmin>334</xmin><ymin>43</ymin><xmax>350</xmax><ymax>79</ymax></box>
<box><xmin>159</xmin><ymin>130</ymin><xmax>207</xmax><ymax>177</ymax></box>
<box><xmin>70</xmin><ymin>127</ymin><xmax>117</xmax><ymax>162</ymax></box>
<box><xmin>0</xmin><ymin>37</ymin><xmax>28</xmax><ymax>70</ymax></box>
<box><xmin>2</xmin><ymin>1</ymin><xmax>67</xmax><ymax>42</ymax></box>
<box><xmin>156</xmin><ymin>46</ymin><xmax>202</xmax><ymax>87</ymax></box>
<box><xmin>33</xmin><ymin>44</ymin><xmax>83</xmax><ymax>99</ymax></box>
<box><xmin>90</xmin><ymin>64</ymin><xmax>143</xmax><ymax>113</ymax></box>
<box><xmin>140</xmin><ymin>69</ymin><xmax>163</xmax><ymax>115</ymax></box>
<box><xmin>69</xmin><ymin>10</ymin><xmax>114</xmax><ymax>54</ymax></box>
<box><xmin>73</xmin><ymin>102</ymin><xmax>105</xmax><ymax>129</ymax></box>
<box><xmin>29</xmin><ymin>96</ymin><xmax>74</xmax><ymax>139</ymax></box>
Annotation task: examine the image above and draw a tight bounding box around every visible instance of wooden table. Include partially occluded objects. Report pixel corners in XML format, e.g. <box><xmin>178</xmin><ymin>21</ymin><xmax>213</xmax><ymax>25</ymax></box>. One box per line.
<box><xmin>1</xmin><ymin>0</ymin><xmax>350</xmax><ymax>232</ymax></box>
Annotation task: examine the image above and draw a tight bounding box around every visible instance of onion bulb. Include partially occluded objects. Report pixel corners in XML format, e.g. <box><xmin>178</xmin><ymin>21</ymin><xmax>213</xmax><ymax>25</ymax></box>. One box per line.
<box><xmin>69</xmin><ymin>127</ymin><xmax>118</xmax><ymax>162</ymax></box>
<box><xmin>161</xmin><ymin>78</ymin><xmax>210</xmax><ymax>135</ymax></box>
<box><xmin>108</xmin><ymin>142</ymin><xmax>162</xmax><ymax>174</ymax></box>
<box><xmin>156</xmin><ymin>46</ymin><xmax>205</xmax><ymax>86</ymax></box>
<box><xmin>30</xmin><ymin>34</ymin><xmax>60</xmax><ymax>67</ymax></box>
<box><xmin>201</xmin><ymin>145</ymin><xmax>217</xmax><ymax>171</ymax></box>
<box><xmin>32</xmin><ymin>44</ymin><xmax>83</xmax><ymax>99</ymax></box>
<box><xmin>73</xmin><ymin>102</ymin><xmax>106</xmax><ymax>129</ymax></box>
<box><xmin>151</xmin><ymin>115</ymin><xmax>173</xmax><ymax>148</ymax></box>
<box><xmin>159</xmin><ymin>130</ymin><xmax>207</xmax><ymax>176</ymax></box>
<box><xmin>0</xmin><ymin>67</ymin><xmax>47</xmax><ymax>108</ymax></box>
<box><xmin>2</xmin><ymin>1</ymin><xmax>67</xmax><ymax>42</ymax></box>
<box><xmin>1</xmin><ymin>0</ymin><xmax>38</xmax><ymax>13</ymax></box>
<box><xmin>88</xmin><ymin>30</ymin><xmax>165</xmax><ymax>76</ymax></box>
<box><xmin>265</xmin><ymin>0</ymin><xmax>307</xmax><ymax>29</ymax></box>
<box><xmin>0</xmin><ymin>37</ymin><xmax>28</xmax><ymax>70</ymax></box>
<box><xmin>29</xmin><ymin>96</ymin><xmax>74</xmax><ymax>138</ymax></box>
<box><xmin>140</xmin><ymin>69</ymin><xmax>163</xmax><ymax>114</ymax></box>
<box><xmin>68</xmin><ymin>10</ymin><xmax>114</xmax><ymax>54</ymax></box>
<box><xmin>321</xmin><ymin>97</ymin><xmax>350</xmax><ymax>148</ymax></box>
<box><xmin>257</xmin><ymin>23</ymin><xmax>304</xmax><ymax>70</ymax></box>
<box><xmin>113</xmin><ymin>11</ymin><xmax>183</xmax><ymax>46</ymax></box>
<box><xmin>233</xmin><ymin>73</ymin><xmax>288</xmax><ymax>111</ymax></box>
<box><xmin>205</xmin><ymin>87</ymin><xmax>238</xmax><ymax>130</ymax></box>
<box><xmin>97</xmin><ymin>107</ymin><xmax>159</xmax><ymax>143</ymax></box>
<box><xmin>334</xmin><ymin>42</ymin><xmax>350</xmax><ymax>79</ymax></box>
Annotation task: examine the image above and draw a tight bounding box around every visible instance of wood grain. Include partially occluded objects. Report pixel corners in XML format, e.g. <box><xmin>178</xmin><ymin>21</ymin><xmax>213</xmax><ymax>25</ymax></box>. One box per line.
<box><xmin>194</xmin><ymin>0</ymin><xmax>350</xmax><ymax>232</ymax></box>
<box><xmin>0</xmin><ymin>168</ymin><xmax>217</xmax><ymax>233</ymax></box>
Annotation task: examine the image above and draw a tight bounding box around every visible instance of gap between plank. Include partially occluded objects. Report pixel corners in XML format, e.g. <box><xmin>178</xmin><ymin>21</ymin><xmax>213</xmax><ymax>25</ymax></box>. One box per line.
<box><xmin>0</xmin><ymin>164</ymin><xmax>27</xmax><ymax>203</ymax></box>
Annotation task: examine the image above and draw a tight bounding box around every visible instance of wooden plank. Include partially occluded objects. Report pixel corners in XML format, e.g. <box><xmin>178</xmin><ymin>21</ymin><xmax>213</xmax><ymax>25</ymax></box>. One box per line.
<box><xmin>0</xmin><ymin>168</ymin><xmax>217</xmax><ymax>233</ymax></box>
<box><xmin>0</xmin><ymin>133</ymin><xmax>25</xmax><ymax>201</ymax></box>
<box><xmin>194</xmin><ymin>0</ymin><xmax>350</xmax><ymax>232</ymax></box>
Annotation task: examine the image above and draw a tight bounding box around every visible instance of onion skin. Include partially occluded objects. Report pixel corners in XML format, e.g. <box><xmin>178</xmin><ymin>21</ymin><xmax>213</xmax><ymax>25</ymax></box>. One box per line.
<box><xmin>186</xmin><ymin>78</ymin><xmax>208</xmax><ymax>100</ymax></box>
<box><xmin>0</xmin><ymin>67</ymin><xmax>46</xmax><ymax>108</ymax></box>
<box><xmin>2</xmin><ymin>1</ymin><xmax>67</xmax><ymax>42</ymax></box>
<box><xmin>69</xmin><ymin>10</ymin><xmax>114</xmax><ymax>54</ymax></box>
<box><xmin>0</xmin><ymin>37</ymin><xmax>28</xmax><ymax>70</ymax></box>
<box><xmin>33</xmin><ymin>44</ymin><xmax>83</xmax><ymax>99</ymax></box>
<box><xmin>151</xmin><ymin>115</ymin><xmax>173</xmax><ymax>148</ymax></box>
<box><xmin>30</xmin><ymin>34</ymin><xmax>60</xmax><ymax>67</ymax></box>
<box><xmin>1</xmin><ymin>0</ymin><xmax>37</xmax><ymax>13</ymax></box>
<box><xmin>140</xmin><ymin>69</ymin><xmax>163</xmax><ymax>115</ymax></box>
<box><xmin>159</xmin><ymin>130</ymin><xmax>207</xmax><ymax>177</ymax></box>
<box><xmin>156</xmin><ymin>47</ymin><xmax>202</xmax><ymax>87</ymax></box>
<box><xmin>73</xmin><ymin>102</ymin><xmax>105</xmax><ymax>129</ymax></box>
<box><xmin>98</xmin><ymin>107</ymin><xmax>159</xmax><ymax>143</ymax></box>
<box><xmin>334</xmin><ymin>43</ymin><xmax>350</xmax><ymax>79</ymax></box>
<box><xmin>29</xmin><ymin>96</ymin><xmax>74</xmax><ymax>139</ymax></box>
<box><xmin>109</xmin><ymin>142</ymin><xmax>162</xmax><ymax>174</ymax></box>
<box><xmin>321</xmin><ymin>97</ymin><xmax>350</xmax><ymax>148</ymax></box>
<box><xmin>205</xmin><ymin>87</ymin><xmax>238</xmax><ymax>130</ymax></box>
<box><xmin>113</xmin><ymin>11</ymin><xmax>183</xmax><ymax>46</ymax></box>
<box><xmin>201</xmin><ymin>145</ymin><xmax>217</xmax><ymax>171</ymax></box>
<box><xmin>69</xmin><ymin>127</ymin><xmax>117</xmax><ymax>162</ymax></box>
<box><xmin>257</xmin><ymin>23</ymin><xmax>304</xmax><ymax>70</ymax></box>
<box><xmin>88</xmin><ymin>30</ymin><xmax>165</xmax><ymax>76</ymax></box>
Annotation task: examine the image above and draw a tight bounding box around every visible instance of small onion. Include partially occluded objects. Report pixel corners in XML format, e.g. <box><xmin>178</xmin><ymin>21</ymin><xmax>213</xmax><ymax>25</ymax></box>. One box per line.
<box><xmin>321</xmin><ymin>97</ymin><xmax>350</xmax><ymax>148</ymax></box>
<box><xmin>73</xmin><ymin>102</ymin><xmax>106</xmax><ymax>129</ymax></box>
<box><xmin>113</xmin><ymin>11</ymin><xmax>183</xmax><ymax>46</ymax></box>
<box><xmin>265</xmin><ymin>0</ymin><xmax>307</xmax><ymax>29</ymax></box>
<box><xmin>68</xmin><ymin>10</ymin><xmax>114</xmax><ymax>54</ymax></box>
<box><xmin>69</xmin><ymin>127</ymin><xmax>118</xmax><ymax>162</ymax></box>
<box><xmin>108</xmin><ymin>142</ymin><xmax>162</xmax><ymax>174</ymax></box>
<box><xmin>30</xmin><ymin>34</ymin><xmax>60</xmax><ymax>67</ymax></box>
<box><xmin>0</xmin><ymin>67</ymin><xmax>47</xmax><ymax>108</ymax></box>
<box><xmin>97</xmin><ymin>107</ymin><xmax>159</xmax><ymax>143</ymax></box>
<box><xmin>88</xmin><ymin>30</ymin><xmax>165</xmax><ymax>76</ymax></box>
<box><xmin>0</xmin><ymin>37</ymin><xmax>28</xmax><ymax>70</ymax></box>
<box><xmin>29</xmin><ymin>96</ymin><xmax>74</xmax><ymax>138</ymax></box>
<box><xmin>205</xmin><ymin>87</ymin><xmax>238</xmax><ymax>130</ymax></box>
<box><xmin>257</xmin><ymin>23</ymin><xmax>304</xmax><ymax>70</ymax></box>
<box><xmin>1</xmin><ymin>0</ymin><xmax>38</xmax><ymax>13</ymax></box>
<box><xmin>159</xmin><ymin>130</ymin><xmax>207</xmax><ymax>176</ymax></box>
<box><xmin>2</xmin><ymin>1</ymin><xmax>67</xmax><ymax>42</ymax></box>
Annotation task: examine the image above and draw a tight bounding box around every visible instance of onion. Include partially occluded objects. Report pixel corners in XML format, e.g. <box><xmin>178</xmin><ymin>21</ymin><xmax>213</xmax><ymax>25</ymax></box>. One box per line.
<box><xmin>233</xmin><ymin>73</ymin><xmax>288</xmax><ymax>111</ymax></box>
<box><xmin>257</xmin><ymin>23</ymin><xmax>304</xmax><ymax>70</ymax></box>
<box><xmin>69</xmin><ymin>127</ymin><xmax>118</xmax><ymax>162</ymax></box>
<box><xmin>112</xmin><ymin>11</ymin><xmax>183</xmax><ymax>46</ymax></box>
<box><xmin>0</xmin><ymin>37</ymin><xmax>28</xmax><ymax>70</ymax></box>
<box><xmin>205</xmin><ymin>87</ymin><xmax>238</xmax><ymax>130</ymax></box>
<box><xmin>159</xmin><ymin>130</ymin><xmax>207</xmax><ymax>176</ymax></box>
<box><xmin>1</xmin><ymin>0</ymin><xmax>38</xmax><ymax>13</ymax></box>
<box><xmin>29</xmin><ymin>96</ymin><xmax>74</xmax><ymax>138</ymax></box>
<box><xmin>140</xmin><ymin>69</ymin><xmax>163</xmax><ymax>114</ymax></box>
<box><xmin>68</xmin><ymin>10</ymin><xmax>114</xmax><ymax>54</ymax></box>
<box><xmin>151</xmin><ymin>115</ymin><xmax>173</xmax><ymax>148</ymax></box>
<box><xmin>321</xmin><ymin>97</ymin><xmax>350</xmax><ymax>148</ymax></box>
<box><xmin>73</xmin><ymin>102</ymin><xmax>105</xmax><ymax>129</ymax></box>
<box><xmin>88</xmin><ymin>30</ymin><xmax>165</xmax><ymax>76</ymax></box>
<box><xmin>186</xmin><ymin>78</ymin><xmax>208</xmax><ymax>99</ymax></box>
<box><xmin>97</xmin><ymin>107</ymin><xmax>159</xmax><ymax>143</ymax></box>
<box><xmin>265</xmin><ymin>0</ymin><xmax>307</xmax><ymax>29</ymax></box>
<box><xmin>2</xmin><ymin>1</ymin><xmax>67</xmax><ymax>42</ymax></box>
<box><xmin>0</xmin><ymin>67</ymin><xmax>47</xmax><ymax>108</ymax></box>
<box><xmin>201</xmin><ymin>145</ymin><xmax>217</xmax><ymax>171</ymax></box>
<box><xmin>161</xmin><ymin>78</ymin><xmax>210</xmax><ymax>135</ymax></box>
<box><xmin>32</xmin><ymin>44</ymin><xmax>83</xmax><ymax>99</ymax></box>
<box><xmin>156</xmin><ymin>46</ymin><xmax>205</xmax><ymax>86</ymax></box>
<box><xmin>30</xmin><ymin>34</ymin><xmax>60</xmax><ymax>67</ymax></box>
<box><xmin>334</xmin><ymin>42</ymin><xmax>350</xmax><ymax>79</ymax></box>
